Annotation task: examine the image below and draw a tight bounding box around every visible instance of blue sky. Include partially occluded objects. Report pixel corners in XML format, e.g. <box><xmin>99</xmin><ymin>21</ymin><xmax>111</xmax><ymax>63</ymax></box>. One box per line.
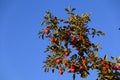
<box><xmin>0</xmin><ymin>0</ymin><xmax>120</xmax><ymax>80</ymax></box>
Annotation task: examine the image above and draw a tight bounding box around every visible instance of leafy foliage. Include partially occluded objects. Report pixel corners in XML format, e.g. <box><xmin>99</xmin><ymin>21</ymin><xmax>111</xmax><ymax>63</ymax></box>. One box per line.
<box><xmin>39</xmin><ymin>6</ymin><xmax>120</xmax><ymax>80</ymax></box>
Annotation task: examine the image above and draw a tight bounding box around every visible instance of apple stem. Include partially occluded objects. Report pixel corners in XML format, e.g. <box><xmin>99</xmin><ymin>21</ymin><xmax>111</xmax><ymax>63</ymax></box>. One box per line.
<box><xmin>73</xmin><ymin>74</ymin><xmax>75</xmax><ymax>80</ymax></box>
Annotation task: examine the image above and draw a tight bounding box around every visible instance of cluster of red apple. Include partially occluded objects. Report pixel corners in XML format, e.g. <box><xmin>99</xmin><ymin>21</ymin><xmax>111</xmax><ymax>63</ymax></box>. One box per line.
<box><xmin>45</xmin><ymin>27</ymin><xmax>90</xmax><ymax>45</ymax></box>
<box><xmin>100</xmin><ymin>60</ymin><xmax>120</xmax><ymax>71</ymax></box>
<box><xmin>45</xmin><ymin>28</ymin><xmax>58</xmax><ymax>43</ymax></box>
<box><xmin>55</xmin><ymin>57</ymin><xmax>87</xmax><ymax>75</ymax></box>
<box><xmin>58</xmin><ymin>65</ymin><xmax>86</xmax><ymax>75</ymax></box>
<box><xmin>70</xmin><ymin>34</ymin><xmax>91</xmax><ymax>51</ymax></box>
<box><xmin>58</xmin><ymin>63</ymin><xmax>86</xmax><ymax>75</ymax></box>
<box><xmin>45</xmin><ymin>27</ymin><xmax>90</xmax><ymax>74</ymax></box>
<box><xmin>71</xmin><ymin>36</ymin><xmax>83</xmax><ymax>50</ymax></box>
<box><xmin>112</xmin><ymin>65</ymin><xmax>120</xmax><ymax>70</ymax></box>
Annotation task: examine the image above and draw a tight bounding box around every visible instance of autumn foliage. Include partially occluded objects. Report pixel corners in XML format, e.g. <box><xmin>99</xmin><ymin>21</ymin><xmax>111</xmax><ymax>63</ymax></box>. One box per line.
<box><xmin>38</xmin><ymin>6</ymin><xmax>120</xmax><ymax>80</ymax></box>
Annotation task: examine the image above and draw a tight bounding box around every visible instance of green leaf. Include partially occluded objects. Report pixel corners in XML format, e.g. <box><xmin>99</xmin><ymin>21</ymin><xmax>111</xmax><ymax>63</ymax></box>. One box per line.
<box><xmin>70</xmin><ymin>54</ymin><xmax>77</xmax><ymax>60</ymax></box>
<box><xmin>44</xmin><ymin>47</ymin><xmax>49</xmax><ymax>53</ymax></box>
<box><xmin>81</xmin><ymin>71</ymin><xmax>87</xmax><ymax>78</ymax></box>
<box><xmin>91</xmin><ymin>28</ymin><xmax>96</xmax><ymax>38</ymax></box>
<box><xmin>44</xmin><ymin>67</ymin><xmax>47</xmax><ymax>72</ymax></box>
<box><xmin>97</xmin><ymin>30</ymin><xmax>105</xmax><ymax>36</ymax></box>
<box><xmin>104</xmin><ymin>54</ymin><xmax>108</xmax><ymax>60</ymax></box>
<box><xmin>52</xmin><ymin>68</ymin><xmax>54</xmax><ymax>73</ymax></box>
<box><xmin>117</xmin><ymin>56</ymin><xmax>120</xmax><ymax>63</ymax></box>
<box><xmin>65</xmin><ymin>8</ymin><xmax>69</xmax><ymax>12</ymax></box>
<box><xmin>71</xmin><ymin>8</ymin><xmax>76</xmax><ymax>12</ymax></box>
<box><xmin>96</xmin><ymin>43</ymin><xmax>101</xmax><ymax>49</ymax></box>
<box><xmin>111</xmin><ymin>56</ymin><xmax>116</xmax><ymax>60</ymax></box>
<box><xmin>64</xmin><ymin>41</ymin><xmax>68</xmax><ymax>48</ymax></box>
<box><xmin>41</xmin><ymin>20</ymin><xmax>45</xmax><ymax>25</ymax></box>
<box><xmin>42</xmin><ymin>33</ymin><xmax>44</xmax><ymax>40</ymax></box>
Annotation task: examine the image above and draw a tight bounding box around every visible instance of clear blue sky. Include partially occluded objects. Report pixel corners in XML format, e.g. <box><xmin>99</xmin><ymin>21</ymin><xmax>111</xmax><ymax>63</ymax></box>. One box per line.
<box><xmin>0</xmin><ymin>0</ymin><xmax>120</xmax><ymax>80</ymax></box>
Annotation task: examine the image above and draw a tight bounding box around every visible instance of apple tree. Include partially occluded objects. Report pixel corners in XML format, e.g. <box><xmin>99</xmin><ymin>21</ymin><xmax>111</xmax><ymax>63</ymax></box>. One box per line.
<box><xmin>38</xmin><ymin>6</ymin><xmax>120</xmax><ymax>80</ymax></box>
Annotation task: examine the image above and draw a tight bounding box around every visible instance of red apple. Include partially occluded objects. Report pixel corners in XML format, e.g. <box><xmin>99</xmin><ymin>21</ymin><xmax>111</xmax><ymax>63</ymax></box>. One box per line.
<box><xmin>70</xmin><ymin>65</ymin><xmax>76</xmax><ymax>73</ymax></box>
<box><xmin>79</xmin><ymin>36</ymin><xmax>83</xmax><ymax>41</ymax></box>
<box><xmin>56</xmin><ymin>59</ymin><xmax>61</xmax><ymax>64</ymax></box>
<box><xmin>59</xmin><ymin>70</ymin><xmax>63</xmax><ymax>75</ymax></box>
<box><xmin>71</xmin><ymin>68</ymin><xmax>76</xmax><ymax>73</ymax></box>
<box><xmin>79</xmin><ymin>66</ymin><xmax>85</xmax><ymax>71</ymax></box>
<box><xmin>82</xmin><ymin>58</ymin><xmax>87</xmax><ymax>64</ymax></box>
<box><xmin>66</xmin><ymin>31</ymin><xmax>71</xmax><ymax>35</ymax></box>
<box><xmin>112</xmin><ymin>65</ymin><xmax>117</xmax><ymax>70</ymax></box>
<box><xmin>105</xmin><ymin>64</ymin><xmax>110</xmax><ymax>69</ymax></box>
<box><xmin>118</xmin><ymin>65</ymin><xmax>120</xmax><ymax>70</ymax></box>
<box><xmin>65</xmin><ymin>51</ymin><xmax>69</xmax><ymax>56</ymax></box>
<box><xmin>51</xmin><ymin>38</ymin><xmax>57</xmax><ymax>43</ymax></box>
<box><xmin>76</xmin><ymin>47</ymin><xmax>79</xmax><ymax>50</ymax></box>
<box><xmin>101</xmin><ymin>60</ymin><xmax>105</xmax><ymax>66</ymax></box>
<box><xmin>45</xmin><ymin>28</ymin><xmax>50</xmax><ymax>35</ymax></box>
<box><xmin>71</xmin><ymin>36</ymin><xmax>76</xmax><ymax>41</ymax></box>
<box><xmin>71</xmin><ymin>65</ymin><xmax>75</xmax><ymax>69</ymax></box>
